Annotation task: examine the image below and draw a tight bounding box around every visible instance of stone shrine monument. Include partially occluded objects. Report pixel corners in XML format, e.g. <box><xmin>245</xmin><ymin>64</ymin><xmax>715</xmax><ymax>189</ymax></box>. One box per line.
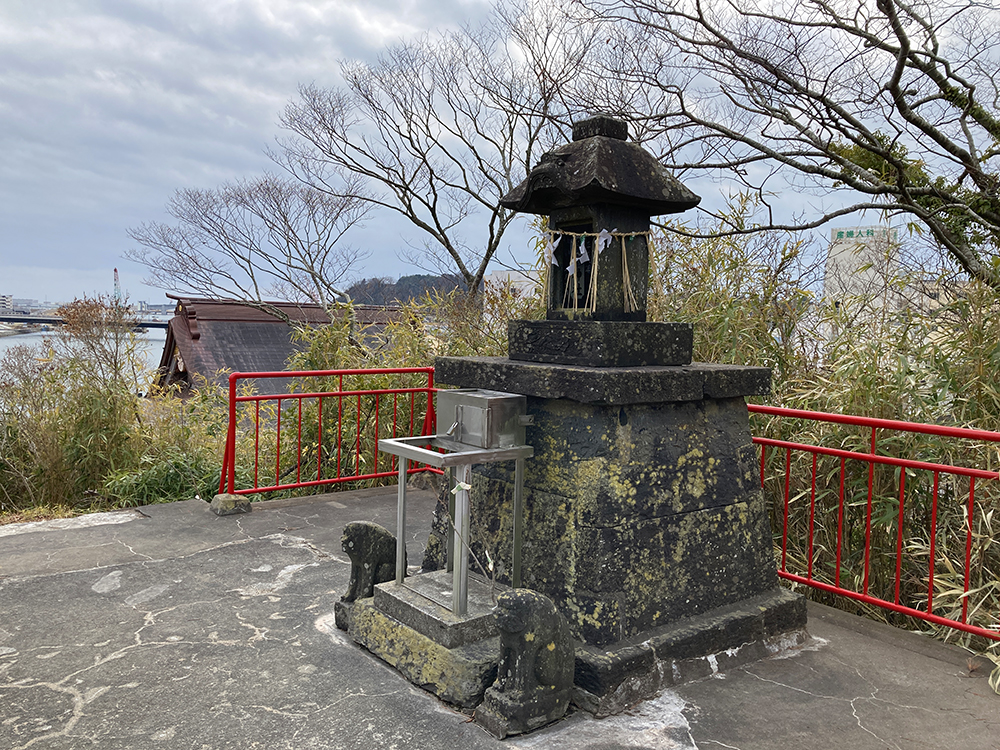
<box><xmin>434</xmin><ymin>115</ymin><xmax>807</xmax><ymax>716</ymax></box>
<box><xmin>342</xmin><ymin>115</ymin><xmax>806</xmax><ymax>727</ymax></box>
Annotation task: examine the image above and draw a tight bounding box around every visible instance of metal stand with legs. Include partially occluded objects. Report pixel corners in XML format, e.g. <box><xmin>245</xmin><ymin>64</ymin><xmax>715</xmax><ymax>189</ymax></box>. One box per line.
<box><xmin>379</xmin><ymin>437</ymin><xmax>532</xmax><ymax>616</ymax></box>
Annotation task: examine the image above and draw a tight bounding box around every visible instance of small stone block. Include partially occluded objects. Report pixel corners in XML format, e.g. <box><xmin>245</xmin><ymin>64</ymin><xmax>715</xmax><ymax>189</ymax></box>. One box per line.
<box><xmin>210</xmin><ymin>493</ymin><xmax>251</xmax><ymax>516</ymax></box>
<box><xmin>508</xmin><ymin>320</ymin><xmax>693</xmax><ymax>367</ymax></box>
<box><xmin>373</xmin><ymin>571</ymin><xmax>504</xmax><ymax>649</ymax></box>
<box><xmin>349</xmin><ymin>598</ymin><xmax>499</xmax><ymax>708</ymax></box>
<box><xmin>333</xmin><ymin>599</ymin><xmax>353</xmax><ymax>632</ymax></box>
<box><xmin>573</xmin><ymin>115</ymin><xmax>629</xmax><ymax>142</ymax></box>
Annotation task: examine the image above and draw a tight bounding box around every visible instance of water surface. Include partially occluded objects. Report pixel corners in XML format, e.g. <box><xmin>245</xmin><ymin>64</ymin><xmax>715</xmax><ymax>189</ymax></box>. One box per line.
<box><xmin>0</xmin><ymin>328</ymin><xmax>168</xmax><ymax>373</ymax></box>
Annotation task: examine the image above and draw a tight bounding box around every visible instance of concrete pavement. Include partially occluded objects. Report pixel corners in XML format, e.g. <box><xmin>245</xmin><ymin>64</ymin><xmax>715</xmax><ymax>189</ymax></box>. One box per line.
<box><xmin>1</xmin><ymin>487</ymin><xmax>997</xmax><ymax>749</ymax></box>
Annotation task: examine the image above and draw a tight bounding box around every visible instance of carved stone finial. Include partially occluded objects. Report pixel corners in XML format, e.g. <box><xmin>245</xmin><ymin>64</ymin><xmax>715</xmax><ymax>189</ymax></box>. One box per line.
<box><xmin>572</xmin><ymin>115</ymin><xmax>628</xmax><ymax>142</ymax></box>
<box><xmin>475</xmin><ymin>589</ymin><xmax>574</xmax><ymax>738</ymax></box>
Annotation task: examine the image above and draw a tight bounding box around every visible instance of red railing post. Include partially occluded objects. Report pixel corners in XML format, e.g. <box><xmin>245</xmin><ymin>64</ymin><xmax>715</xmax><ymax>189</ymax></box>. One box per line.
<box><xmin>963</xmin><ymin>478</ymin><xmax>976</xmax><ymax>624</ymax></box>
<box><xmin>422</xmin><ymin>368</ymin><xmax>436</xmax><ymax>436</ymax></box>
<box><xmin>927</xmin><ymin>471</ymin><xmax>940</xmax><ymax>616</ymax></box>
<box><xmin>894</xmin><ymin>467</ymin><xmax>907</xmax><ymax>605</ymax></box>
<box><xmin>223</xmin><ymin>372</ymin><xmax>239</xmax><ymax>494</ymax></box>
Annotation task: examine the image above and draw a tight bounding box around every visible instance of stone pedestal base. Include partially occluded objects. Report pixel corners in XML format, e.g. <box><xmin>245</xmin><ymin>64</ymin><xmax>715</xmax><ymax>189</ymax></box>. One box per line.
<box><xmin>572</xmin><ymin>588</ymin><xmax>806</xmax><ymax>716</ymax></box>
<box><xmin>347</xmin><ymin>571</ymin><xmax>506</xmax><ymax>708</ymax></box>
<box><xmin>476</xmin><ymin>685</ymin><xmax>574</xmax><ymax>739</ymax></box>
<box><xmin>433</xmin><ymin>354</ymin><xmax>808</xmax><ymax>713</ymax></box>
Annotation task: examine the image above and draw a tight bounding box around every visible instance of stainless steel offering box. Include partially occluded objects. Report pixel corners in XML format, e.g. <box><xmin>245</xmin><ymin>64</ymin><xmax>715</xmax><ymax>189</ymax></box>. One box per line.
<box><xmin>437</xmin><ymin>389</ymin><xmax>528</xmax><ymax>449</ymax></box>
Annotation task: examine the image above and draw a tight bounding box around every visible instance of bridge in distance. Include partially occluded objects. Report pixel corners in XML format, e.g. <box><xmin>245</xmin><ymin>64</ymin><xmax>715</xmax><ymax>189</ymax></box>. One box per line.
<box><xmin>0</xmin><ymin>314</ymin><xmax>169</xmax><ymax>330</ymax></box>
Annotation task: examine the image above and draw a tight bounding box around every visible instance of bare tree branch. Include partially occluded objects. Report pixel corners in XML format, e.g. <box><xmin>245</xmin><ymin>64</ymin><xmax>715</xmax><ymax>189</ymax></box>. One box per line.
<box><xmin>275</xmin><ymin>3</ymin><xmax>601</xmax><ymax>293</ymax></box>
<box><xmin>576</xmin><ymin>0</ymin><xmax>1000</xmax><ymax>287</ymax></box>
<box><xmin>126</xmin><ymin>174</ymin><xmax>370</xmax><ymax>321</ymax></box>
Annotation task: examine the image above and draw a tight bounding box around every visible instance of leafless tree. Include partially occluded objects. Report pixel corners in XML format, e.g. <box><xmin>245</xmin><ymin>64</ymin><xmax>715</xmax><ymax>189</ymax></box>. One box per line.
<box><xmin>276</xmin><ymin>2</ymin><xmax>602</xmax><ymax>293</ymax></box>
<box><xmin>579</xmin><ymin>0</ymin><xmax>1000</xmax><ymax>289</ymax></box>
<box><xmin>127</xmin><ymin>173</ymin><xmax>370</xmax><ymax>320</ymax></box>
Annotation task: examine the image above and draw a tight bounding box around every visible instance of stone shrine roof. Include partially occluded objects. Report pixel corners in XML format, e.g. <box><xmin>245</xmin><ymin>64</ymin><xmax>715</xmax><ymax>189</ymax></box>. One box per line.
<box><xmin>500</xmin><ymin>116</ymin><xmax>700</xmax><ymax>216</ymax></box>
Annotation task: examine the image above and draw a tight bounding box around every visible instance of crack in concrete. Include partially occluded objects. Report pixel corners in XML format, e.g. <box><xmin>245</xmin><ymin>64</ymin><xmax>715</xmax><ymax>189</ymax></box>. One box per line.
<box><xmin>115</xmin><ymin>539</ymin><xmax>155</xmax><ymax>562</ymax></box>
<box><xmin>249</xmin><ymin>704</ymin><xmax>311</xmax><ymax>720</ymax></box>
<box><xmin>272</xmin><ymin>508</ymin><xmax>320</xmax><ymax>530</ymax></box>
<box><xmin>6</xmin><ymin>530</ymin><xmax>340</xmax><ymax>584</ymax></box>
<box><xmin>306</xmin><ymin>688</ymin><xmax>413</xmax><ymax>719</ymax></box>
<box><xmin>1</xmin><ymin>674</ymin><xmax>111</xmax><ymax>750</ymax></box>
<box><xmin>234</xmin><ymin>517</ymin><xmax>252</xmax><ymax>539</ymax></box>
<box><xmin>232</xmin><ymin>561</ymin><xmax>320</xmax><ymax>598</ymax></box>
<box><xmin>701</xmin><ymin>740</ymin><xmax>743</xmax><ymax>750</ymax></box>
<box><xmin>0</xmin><ymin>588</ymin><xmax>308</xmax><ymax>747</ymax></box>
<box><xmin>236</xmin><ymin>614</ymin><xmax>273</xmax><ymax>645</ymax></box>
<box><xmin>848</xmin><ymin>693</ymin><xmax>900</xmax><ymax>750</ymax></box>
<box><xmin>741</xmin><ymin>665</ymin><xmax>936</xmax><ymax>750</ymax></box>
<box><xmin>260</xmin><ymin>533</ymin><xmax>337</xmax><ymax>562</ymax></box>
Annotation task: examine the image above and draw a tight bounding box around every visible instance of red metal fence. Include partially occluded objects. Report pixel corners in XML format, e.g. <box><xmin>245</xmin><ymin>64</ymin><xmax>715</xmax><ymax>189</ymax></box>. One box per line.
<box><xmin>219</xmin><ymin>368</ymin><xmax>437</xmax><ymax>496</ymax></box>
<box><xmin>749</xmin><ymin>404</ymin><xmax>1000</xmax><ymax>642</ymax></box>
<box><xmin>217</xmin><ymin>367</ymin><xmax>1000</xmax><ymax>642</ymax></box>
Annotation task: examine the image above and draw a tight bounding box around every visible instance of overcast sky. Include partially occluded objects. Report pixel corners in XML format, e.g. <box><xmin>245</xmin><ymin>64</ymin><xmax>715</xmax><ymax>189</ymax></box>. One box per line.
<box><xmin>0</xmin><ymin>0</ymin><xmax>503</xmax><ymax>305</ymax></box>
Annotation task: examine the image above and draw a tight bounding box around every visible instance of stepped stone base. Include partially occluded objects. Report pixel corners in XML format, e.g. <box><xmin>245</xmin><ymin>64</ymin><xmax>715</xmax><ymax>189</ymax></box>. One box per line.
<box><xmin>572</xmin><ymin>588</ymin><xmax>807</xmax><ymax>717</ymax></box>
<box><xmin>431</xmin><ymin>353</ymin><xmax>807</xmax><ymax>714</ymax></box>
<box><xmin>347</xmin><ymin>572</ymin><xmax>506</xmax><ymax>708</ymax></box>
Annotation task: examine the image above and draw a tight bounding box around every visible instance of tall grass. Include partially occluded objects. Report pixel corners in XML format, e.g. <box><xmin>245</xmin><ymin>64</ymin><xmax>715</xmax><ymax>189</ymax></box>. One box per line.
<box><xmin>0</xmin><ymin>297</ymin><xmax>228</xmax><ymax>519</ymax></box>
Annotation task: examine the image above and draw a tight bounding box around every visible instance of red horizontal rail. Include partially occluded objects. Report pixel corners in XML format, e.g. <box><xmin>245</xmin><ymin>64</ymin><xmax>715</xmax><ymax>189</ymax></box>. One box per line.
<box><xmin>219</xmin><ymin>367</ymin><xmax>437</xmax><ymax>497</ymax></box>
<box><xmin>749</xmin><ymin>404</ymin><xmax>1000</xmax><ymax>443</ymax></box>
<box><xmin>750</xmin><ymin>405</ymin><xmax>1000</xmax><ymax>642</ymax></box>
<box><xmin>233</xmin><ymin>386</ymin><xmax>431</xmax><ymax>403</ymax></box>
<box><xmin>237</xmin><ymin>468</ymin><xmax>431</xmax><ymax>496</ymax></box>
<box><xmin>231</xmin><ymin>366</ymin><xmax>436</xmax><ymax>381</ymax></box>
<box><xmin>778</xmin><ymin>572</ymin><xmax>1000</xmax><ymax>642</ymax></box>
<box><xmin>753</xmin><ymin>436</ymin><xmax>1000</xmax><ymax>480</ymax></box>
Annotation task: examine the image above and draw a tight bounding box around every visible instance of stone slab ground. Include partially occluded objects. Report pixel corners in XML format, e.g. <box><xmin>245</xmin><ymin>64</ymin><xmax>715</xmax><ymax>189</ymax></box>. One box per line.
<box><xmin>0</xmin><ymin>487</ymin><xmax>997</xmax><ymax>749</ymax></box>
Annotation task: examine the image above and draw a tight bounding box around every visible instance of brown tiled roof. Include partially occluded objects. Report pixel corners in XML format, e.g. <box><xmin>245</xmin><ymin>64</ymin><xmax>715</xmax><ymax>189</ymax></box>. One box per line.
<box><xmin>155</xmin><ymin>296</ymin><xmax>402</xmax><ymax>393</ymax></box>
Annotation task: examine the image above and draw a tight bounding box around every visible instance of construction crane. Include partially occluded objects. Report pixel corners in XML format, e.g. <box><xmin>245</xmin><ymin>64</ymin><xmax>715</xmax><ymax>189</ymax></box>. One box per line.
<box><xmin>114</xmin><ymin>268</ymin><xmax>121</xmax><ymax>303</ymax></box>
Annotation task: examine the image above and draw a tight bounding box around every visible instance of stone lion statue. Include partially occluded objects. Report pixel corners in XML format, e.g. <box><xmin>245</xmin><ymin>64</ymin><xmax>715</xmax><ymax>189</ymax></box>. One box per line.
<box><xmin>340</xmin><ymin>521</ymin><xmax>403</xmax><ymax>603</ymax></box>
<box><xmin>476</xmin><ymin>589</ymin><xmax>574</xmax><ymax>738</ymax></box>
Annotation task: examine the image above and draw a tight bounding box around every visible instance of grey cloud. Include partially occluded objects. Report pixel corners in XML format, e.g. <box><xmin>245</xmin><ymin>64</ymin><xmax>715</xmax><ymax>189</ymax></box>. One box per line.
<box><xmin>0</xmin><ymin>0</ymin><xmax>494</xmax><ymax>302</ymax></box>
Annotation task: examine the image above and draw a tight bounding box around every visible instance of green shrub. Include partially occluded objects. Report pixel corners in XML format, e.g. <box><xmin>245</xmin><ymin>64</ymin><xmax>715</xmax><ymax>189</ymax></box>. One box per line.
<box><xmin>104</xmin><ymin>447</ymin><xmax>220</xmax><ymax>507</ymax></box>
<box><xmin>0</xmin><ymin>296</ymin><xmax>231</xmax><ymax>518</ymax></box>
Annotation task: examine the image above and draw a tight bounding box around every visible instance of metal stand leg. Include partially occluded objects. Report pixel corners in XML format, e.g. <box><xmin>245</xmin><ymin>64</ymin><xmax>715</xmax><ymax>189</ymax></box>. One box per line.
<box><xmin>396</xmin><ymin>459</ymin><xmax>407</xmax><ymax>584</ymax></box>
<box><xmin>513</xmin><ymin>457</ymin><xmax>524</xmax><ymax>589</ymax></box>
<box><xmin>452</xmin><ymin>463</ymin><xmax>472</xmax><ymax>615</ymax></box>
<box><xmin>446</xmin><ymin>467</ymin><xmax>455</xmax><ymax>574</ymax></box>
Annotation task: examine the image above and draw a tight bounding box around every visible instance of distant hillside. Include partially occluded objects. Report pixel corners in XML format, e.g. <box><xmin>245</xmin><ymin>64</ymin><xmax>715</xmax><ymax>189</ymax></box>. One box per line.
<box><xmin>347</xmin><ymin>274</ymin><xmax>470</xmax><ymax>306</ymax></box>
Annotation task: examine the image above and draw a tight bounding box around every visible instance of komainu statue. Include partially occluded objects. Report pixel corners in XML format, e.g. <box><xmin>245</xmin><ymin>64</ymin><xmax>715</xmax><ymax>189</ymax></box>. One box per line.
<box><xmin>335</xmin><ymin>521</ymin><xmax>403</xmax><ymax>631</ymax></box>
<box><xmin>475</xmin><ymin>589</ymin><xmax>574</xmax><ymax>738</ymax></box>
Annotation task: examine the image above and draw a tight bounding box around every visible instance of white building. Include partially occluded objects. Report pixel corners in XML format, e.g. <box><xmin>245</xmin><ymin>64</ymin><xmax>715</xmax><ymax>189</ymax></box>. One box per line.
<box><xmin>823</xmin><ymin>226</ymin><xmax>900</xmax><ymax>304</ymax></box>
<box><xmin>0</xmin><ymin>295</ymin><xmax>12</xmax><ymax>313</ymax></box>
<box><xmin>483</xmin><ymin>269</ymin><xmax>539</xmax><ymax>296</ymax></box>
